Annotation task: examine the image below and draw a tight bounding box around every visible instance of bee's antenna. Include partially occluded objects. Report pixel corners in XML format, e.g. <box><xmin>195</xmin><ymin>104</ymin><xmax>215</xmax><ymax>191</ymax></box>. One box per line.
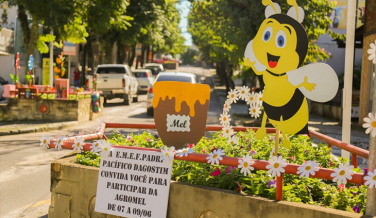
<box><xmin>262</xmin><ymin>0</ymin><xmax>277</xmax><ymax>14</ymax></box>
<box><xmin>287</xmin><ymin>0</ymin><xmax>299</xmax><ymax>21</ymax></box>
<box><xmin>263</xmin><ymin>0</ymin><xmax>281</xmax><ymax>18</ymax></box>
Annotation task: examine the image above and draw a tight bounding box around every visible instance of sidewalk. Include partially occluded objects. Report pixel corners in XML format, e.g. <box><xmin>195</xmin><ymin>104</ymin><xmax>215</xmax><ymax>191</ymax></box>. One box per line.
<box><xmin>211</xmin><ymin>74</ymin><xmax>370</xmax><ymax>168</ymax></box>
<box><xmin>0</xmin><ymin>120</ymin><xmax>79</xmax><ymax>136</ymax></box>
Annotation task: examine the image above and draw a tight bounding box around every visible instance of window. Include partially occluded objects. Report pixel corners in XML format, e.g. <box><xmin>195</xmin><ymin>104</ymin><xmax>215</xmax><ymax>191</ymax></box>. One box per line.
<box><xmin>134</xmin><ymin>72</ymin><xmax>147</xmax><ymax>78</ymax></box>
<box><xmin>156</xmin><ymin>75</ymin><xmax>192</xmax><ymax>83</ymax></box>
<box><xmin>96</xmin><ymin>67</ymin><xmax>126</xmax><ymax>74</ymax></box>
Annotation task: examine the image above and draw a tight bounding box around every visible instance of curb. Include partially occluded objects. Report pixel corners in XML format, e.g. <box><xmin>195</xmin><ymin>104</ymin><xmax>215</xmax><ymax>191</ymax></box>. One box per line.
<box><xmin>0</xmin><ymin>121</ymin><xmax>79</xmax><ymax>136</ymax></box>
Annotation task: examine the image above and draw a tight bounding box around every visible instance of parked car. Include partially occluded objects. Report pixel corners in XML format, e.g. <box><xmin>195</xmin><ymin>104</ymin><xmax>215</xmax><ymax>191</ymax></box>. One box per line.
<box><xmin>0</xmin><ymin>76</ymin><xmax>8</xmax><ymax>100</ymax></box>
<box><xmin>0</xmin><ymin>84</ymin><xmax>3</xmax><ymax>100</ymax></box>
<box><xmin>146</xmin><ymin>72</ymin><xmax>199</xmax><ymax>116</ymax></box>
<box><xmin>153</xmin><ymin>56</ymin><xmax>180</xmax><ymax>69</ymax></box>
<box><xmin>144</xmin><ymin>63</ymin><xmax>164</xmax><ymax>76</ymax></box>
<box><xmin>86</xmin><ymin>64</ymin><xmax>138</xmax><ymax>105</ymax></box>
<box><xmin>133</xmin><ymin>69</ymin><xmax>154</xmax><ymax>94</ymax></box>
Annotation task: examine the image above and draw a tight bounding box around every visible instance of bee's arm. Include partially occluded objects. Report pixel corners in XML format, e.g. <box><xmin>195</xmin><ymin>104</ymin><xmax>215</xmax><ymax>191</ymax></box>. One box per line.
<box><xmin>295</xmin><ymin>76</ymin><xmax>316</xmax><ymax>92</ymax></box>
<box><xmin>243</xmin><ymin>57</ymin><xmax>264</xmax><ymax>75</ymax></box>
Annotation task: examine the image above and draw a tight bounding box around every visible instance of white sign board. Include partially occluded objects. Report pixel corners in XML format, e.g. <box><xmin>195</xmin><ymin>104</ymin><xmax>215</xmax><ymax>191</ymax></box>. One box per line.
<box><xmin>95</xmin><ymin>147</ymin><xmax>173</xmax><ymax>218</ymax></box>
<box><xmin>63</xmin><ymin>41</ymin><xmax>76</xmax><ymax>56</ymax></box>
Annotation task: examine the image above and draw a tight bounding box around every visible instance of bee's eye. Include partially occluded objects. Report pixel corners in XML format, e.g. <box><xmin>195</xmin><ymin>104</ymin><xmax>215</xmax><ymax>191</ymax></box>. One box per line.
<box><xmin>262</xmin><ymin>27</ymin><xmax>273</xmax><ymax>42</ymax></box>
<box><xmin>264</xmin><ymin>31</ymin><xmax>271</xmax><ymax>41</ymax></box>
<box><xmin>275</xmin><ymin>30</ymin><xmax>287</xmax><ymax>48</ymax></box>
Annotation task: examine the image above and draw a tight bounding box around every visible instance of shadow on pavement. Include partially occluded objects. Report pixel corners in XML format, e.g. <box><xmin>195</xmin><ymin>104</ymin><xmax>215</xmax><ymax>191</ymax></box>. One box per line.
<box><xmin>103</xmin><ymin>102</ymin><xmax>125</xmax><ymax>107</ymax></box>
<box><xmin>128</xmin><ymin>112</ymin><xmax>152</xmax><ymax>119</ymax></box>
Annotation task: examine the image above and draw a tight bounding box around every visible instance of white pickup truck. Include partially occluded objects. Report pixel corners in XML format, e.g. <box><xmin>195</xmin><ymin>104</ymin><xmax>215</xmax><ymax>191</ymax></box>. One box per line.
<box><xmin>86</xmin><ymin>64</ymin><xmax>139</xmax><ymax>105</ymax></box>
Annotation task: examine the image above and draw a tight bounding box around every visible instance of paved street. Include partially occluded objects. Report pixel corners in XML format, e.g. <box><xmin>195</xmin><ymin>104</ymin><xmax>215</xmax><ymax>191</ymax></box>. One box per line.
<box><xmin>0</xmin><ymin>66</ymin><xmax>220</xmax><ymax>218</ymax></box>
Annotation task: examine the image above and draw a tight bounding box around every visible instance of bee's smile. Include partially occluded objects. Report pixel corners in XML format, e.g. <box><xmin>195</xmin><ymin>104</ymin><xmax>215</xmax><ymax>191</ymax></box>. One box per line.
<box><xmin>267</xmin><ymin>53</ymin><xmax>280</xmax><ymax>68</ymax></box>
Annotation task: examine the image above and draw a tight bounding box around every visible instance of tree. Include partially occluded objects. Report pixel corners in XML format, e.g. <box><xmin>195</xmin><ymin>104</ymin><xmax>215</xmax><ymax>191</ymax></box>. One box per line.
<box><xmin>7</xmin><ymin>0</ymin><xmax>131</xmax><ymax>79</ymax></box>
<box><xmin>181</xmin><ymin>48</ymin><xmax>199</xmax><ymax>65</ymax></box>
<box><xmin>0</xmin><ymin>1</ymin><xmax>7</xmax><ymax>31</ymax></box>
<box><xmin>100</xmin><ymin>0</ymin><xmax>185</xmax><ymax>68</ymax></box>
<box><xmin>7</xmin><ymin>0</ymin><xmax>80</xmax><ymax>73</ymax></box>
<box><xmin>188</xmin><ymin>0</ymin><xmax>336</xmax><ymax>81</ymax></box>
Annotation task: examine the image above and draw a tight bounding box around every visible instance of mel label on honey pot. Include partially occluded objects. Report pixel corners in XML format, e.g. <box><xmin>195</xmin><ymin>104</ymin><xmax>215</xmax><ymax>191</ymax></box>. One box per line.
<box><xmin>166</xmin><ymin>114</ymin><xmax>190</xmax><ymax>132</ymax></box>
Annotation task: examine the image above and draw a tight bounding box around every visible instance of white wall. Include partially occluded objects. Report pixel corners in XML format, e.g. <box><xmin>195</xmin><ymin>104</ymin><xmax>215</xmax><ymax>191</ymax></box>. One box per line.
<box><xmin>0</xmin><ymin>4</ymin><xmax>18</xmax><ymax>84</ymax></box>
<box><xmin>0</xmin><ymin>55</ymin><xmax>14</xmax><ymax>83</ymax></box>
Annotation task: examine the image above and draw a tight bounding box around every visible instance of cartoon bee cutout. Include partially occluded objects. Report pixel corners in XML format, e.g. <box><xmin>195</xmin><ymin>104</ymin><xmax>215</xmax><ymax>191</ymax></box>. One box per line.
<box><xmin>244</xmin><ymin>0</ymin><xmax>339</xmax><ymax>148</ymax></box>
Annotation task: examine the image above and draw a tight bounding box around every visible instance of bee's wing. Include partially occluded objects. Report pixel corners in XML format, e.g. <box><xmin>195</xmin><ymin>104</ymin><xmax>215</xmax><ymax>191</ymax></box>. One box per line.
<box><xmin>286</xmin><ymin>63</ymin><xmax>339</xmax><ymax>102</ymax></box>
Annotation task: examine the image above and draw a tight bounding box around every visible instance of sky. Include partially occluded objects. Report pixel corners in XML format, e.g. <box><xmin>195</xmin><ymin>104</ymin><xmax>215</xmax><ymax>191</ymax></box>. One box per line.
<box><xmin>176</xmin><ymin>0</ymin><xmax>193</xmax><ymax>46</ymax></box>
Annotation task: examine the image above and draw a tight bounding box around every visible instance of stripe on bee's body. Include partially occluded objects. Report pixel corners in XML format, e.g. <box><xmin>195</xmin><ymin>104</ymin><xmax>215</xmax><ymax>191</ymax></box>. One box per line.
<box><xmin>295</xmin><ymin>123</ymin><xmax>308</xmax><ymax>134</ymax></box>
<box><xmin>263</xmin><ymin>88</ymin><xmax>304</xmax><ymax>121</ymax></box>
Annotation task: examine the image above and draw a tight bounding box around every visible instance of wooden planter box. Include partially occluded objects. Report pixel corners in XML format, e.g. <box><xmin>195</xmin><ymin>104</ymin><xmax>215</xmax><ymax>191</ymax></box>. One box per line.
<box><xmin>48</xmin><ymin>155</ymin><xmax>370</xmax><ymax>218</ymax></box>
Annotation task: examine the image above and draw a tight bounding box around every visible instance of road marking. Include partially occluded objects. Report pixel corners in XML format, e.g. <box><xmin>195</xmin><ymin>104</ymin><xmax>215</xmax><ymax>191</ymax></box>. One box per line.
<box><xmin>32</xmin><ymin>199</ymin><xmax>51</xmax><ymax>207</ymax></box>
<box><xmin>24</xmin><ymin>203</ymin><xmax>32</xmax><ymax>208</ymax></box>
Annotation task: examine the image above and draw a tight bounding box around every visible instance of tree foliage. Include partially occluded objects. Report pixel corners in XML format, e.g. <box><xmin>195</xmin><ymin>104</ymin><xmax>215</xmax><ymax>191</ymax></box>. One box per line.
<box><xmin>188</xmin><ymin>0</ymin><xmax>336</xmax><ymax>68</ymax></box>
<box><xmin>6</xmin><ymin>0</ymin><xmax>185</xmax><ymax>71</ymax></box>
<box><xmin>102</xmin><ymin>0</ymin><xmax>185</xmax><ymax>66</ymax></box>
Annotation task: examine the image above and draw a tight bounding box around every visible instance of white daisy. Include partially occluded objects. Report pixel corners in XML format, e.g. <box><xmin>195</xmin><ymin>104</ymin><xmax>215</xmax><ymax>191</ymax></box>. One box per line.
<box><xmin>245</xmin><ymin>92</ymin><xmax>257</xmax><ymax>105</ymax></box>
<box><xmin>40</xmin><ymin>134</ymin><xmax>51</xmax><ymax>148</ymax></box>
<box><xmin>90</xmin><ymin>139</ymin><xmax>102</xmax><ymax>153</ymax></box>
<box><xmin>364</xmin><ymin>169</ymin><xmax>376</xmax><ymax>188</ymax></box>
<box><xmin>100</xmin><ymin>140</ymin><xmax>112</xmax><ymax>157</ymax></box>
<box><xmin>176</xmin><ymin>148</ymin><xmax>193</xmax><ymax>157</ymax></box>
<box><xmin>223</xmin><ymin>100</ymin><xmax>231</xmax><ymax>113</ymax></box>
<box><xmin>330</xmin><ymin>162</ymin><xmax>354</xmax><ymax>185</ymax></box>
<box><xmin>53</xmin><ymin>136</ymin><xmax>66</xmax><ymax>150</ymax></box>
<box><xmin>96</xmin><ymin>118</ymin><xmax>106</xmax><ymax>132</ymax></box>
<box><xmin>219</xmin><ymin>112</ymin><xmax>231</xmax><ymax>126</ymax></box>
<box><xmin>97</xmin><ymin>117</ymin><xmax>106</xmax><ymax>127</ymax></box>
<box><xmin>222</xmin><ymin>125</ymin><xmax>234</xmax><ymax>138</ymax></box>
<box><xmin>266</xmin><ymin>156</ymin><xmax>287</xmax><ymax>177</ymax></box>
<box><xmin>72</xmin><ymin>136</ymin><xmax>85</xmax><ymax>153</ymax></box>
<box><xmin>227</xmin><ymin>135</ymin><xmax>239</xmax><ymax>146</ymax></box>
<box><xmin>256</xmin><ymin>91</ymin><xmax>263</xmax><ymax>106</ymax></box>
<box><xmin>367</xmin><ymin>40</ymin><xmax>376</xmax><ymax>64</ymax></box>
<box><xmin>160</xmin><ymin>146</ymin><xmax>175</xmax><ymax>163</ymax></box>
<box><xmin>297</xmin><ymin>160</ymin><xmax>320</xmax><ymax>178</ymax></box>
<box><xmin>249</xmin><ymin>104</ymin><xmax>261</xmax><ymax>118</ymax></box>
<box><xmin>206</xmin><ymin>148</ymin><xmax>225</xmax><ymax>165</ymax></box>
<box><xmin>227</xmin><ymin>89</ymin><xmax>238</xmax><ymax>104</ymax></box>
<box><xmin>238</xmin><ymin>86</ymin><xmax>250</xmax><ymax>100</ymax></box>
<box><xmin>54</xmin><ymin>133</ymin><xmax>61</xmax><ymax>139</ymax></box>
<box><xmin>363</xmin><ymin>112</ymin><xmax>376</xmax><ymax>137</ymax></box>
<box><xmin>237</xmin><ymin>154</ymin><xmax>255</xmax><ymax>176</ymax></box>
<box><xmin>269</xmin><ymin>147</ymin><xmax>277</xmax><ymax>159</ymax></box>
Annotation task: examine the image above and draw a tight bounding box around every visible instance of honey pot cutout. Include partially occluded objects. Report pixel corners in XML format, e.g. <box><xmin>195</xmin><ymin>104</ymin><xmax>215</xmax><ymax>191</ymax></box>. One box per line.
<box><xmin>153</xmin><ymin>81</ymin><xmax>210</xmax><ymax>148</ymax></box>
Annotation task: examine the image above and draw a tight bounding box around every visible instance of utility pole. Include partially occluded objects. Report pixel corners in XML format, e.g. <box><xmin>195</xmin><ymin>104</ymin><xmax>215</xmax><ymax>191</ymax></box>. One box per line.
<box><xmin>341</xmin><ymin>0</ymin><xmax>357</xmax><ymax>160</ymax></box>
<box><xmin>366</xmin><ymin>70</ymin><xmax>376</xmax><ymax>216</ymax></box>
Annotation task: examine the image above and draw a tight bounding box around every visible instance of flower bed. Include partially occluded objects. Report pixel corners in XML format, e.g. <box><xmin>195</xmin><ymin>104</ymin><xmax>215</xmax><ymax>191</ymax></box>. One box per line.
<box><xmin>76</xmin><ymin>130</ymin><xmax>368</xmax><ymax>214</ymax></box>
